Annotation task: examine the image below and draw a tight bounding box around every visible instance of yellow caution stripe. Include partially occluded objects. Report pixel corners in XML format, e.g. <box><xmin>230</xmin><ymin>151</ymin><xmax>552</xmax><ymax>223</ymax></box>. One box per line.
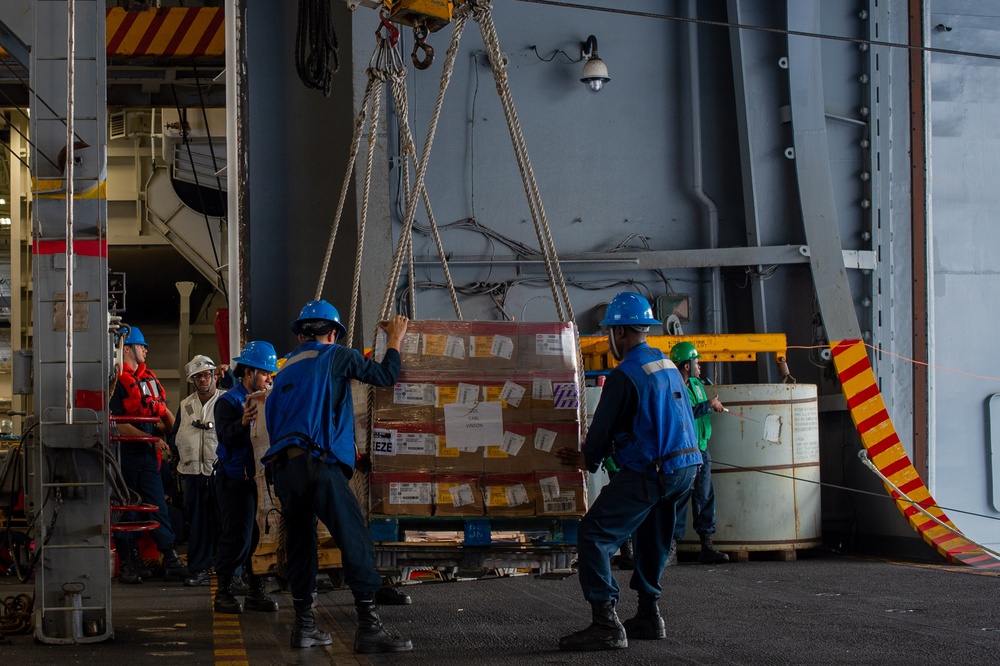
<box><xmin>210</xmin><ymin>578</ymin><xmax>248</xmax><ymax>665</ymax></box>
<box><xmin>831</xmin><ymin>339</ymin><xmax>1000</xmax><ymax>569</ymax></box>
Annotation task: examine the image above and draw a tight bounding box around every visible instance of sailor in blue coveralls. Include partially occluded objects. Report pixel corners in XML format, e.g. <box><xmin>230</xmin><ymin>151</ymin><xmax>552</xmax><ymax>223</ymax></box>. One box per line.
<box><xmin>556</xmin><ymin>292</ymin><xmax>701</xmax><ymax>651</ymax></box>
<box><xmin>262</xmin><ymin>300</ymin><xmax>413</xmax><ymax>653</ymax></box>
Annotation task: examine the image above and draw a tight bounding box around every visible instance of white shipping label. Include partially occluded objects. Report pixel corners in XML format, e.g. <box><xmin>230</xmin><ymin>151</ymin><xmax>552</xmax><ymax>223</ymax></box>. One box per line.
<box><xmin>393</xmin><ymin>383</ymin><xmax>437</xmax><ymax>406</ymax></box>
<box><xmin>535</xmin><ymin>333</ymin><xmax>565</xmax><ymax>356</ymax></box>
<box><xmin>389</xmin><ymin>482</ymin><xmax>432</xmax><ymax>505</ymax></box>
<box><xmin>448</xmin><ymin>484</ymin><xmax>476</xmax><ymax>507</ymax></box>
<box><xmin>544</xmin><ymin>491</ymin><xmax>577</xmax><ymax>514</ymax></box>
<box><xmin>456</xmin><ymin>383</ymin><xmax>481</xmax><ymax>405</ymax></box>
<box><xmin>398</xmin><ymin>433</ymin><xmax>437</xmax><ymax>455</ymax></box>
<box><xmin>538</xmin><ymin>475</ymin><xmax>561</xmax><ymax>501</ymax></box>
<box><xmin>532</xmin><ymin>379</ymin><xmax>553</xmax><ymax>401</ymax></box>
<box><xmin>505</xmin><ymin>484</ymin><xmax>529</xmax><ymax>507</ymax></box>
<box><xmin>491</xmin><ymin>335</ymin><xmax>514</xmax><ymax>359</ymax></box>
<box><xmin>443</xmin><ymin>401</ymin><xmax>503</xmax><ymax>451</ymax></box>
<box><xmin>372</xmin><ymin>428</ymin><xmax>396</xmax><ymax>456</ymax></box>
<box><xmin>763</xmin><ymin>414</ymin><xmax>782</xmax><ymax>443</ymax></box>
<box><xmin>400</xmin><ymin>332</ymin><xmax>421</xmax><ymax>355</ymax></box>
<box><xmin>501</xmin><ymin>431</ymin><xmax>526</xmax><ymax>456</ymax></box>
<box><xmin>499</xmin><ymin>381</ymin><xmax>526</xmax><ymax>407</ymax></box>
<box><xmin>445</xmin><ymin>335</ymin><xmax>466</xmax><ymax>359</ymax></box>
<box><xmin>534</xmin><ymin>427</ymin><xmax>558</xmax><ymax>453</ymax></box>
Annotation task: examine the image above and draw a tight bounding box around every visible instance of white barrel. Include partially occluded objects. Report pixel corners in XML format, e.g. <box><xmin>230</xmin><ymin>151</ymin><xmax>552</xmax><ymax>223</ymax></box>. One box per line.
<box><xmin>679</xmin><ymin>383</ymin><xmax>820</xmax><ymax>553</ymax></box>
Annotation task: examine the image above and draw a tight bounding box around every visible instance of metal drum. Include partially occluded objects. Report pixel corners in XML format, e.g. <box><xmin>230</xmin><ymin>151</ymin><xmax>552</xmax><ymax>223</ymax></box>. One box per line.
<box><xmin>679</xmin><ymin>383</ymin><xmax>820</xmax><ymax>554</ymax></box>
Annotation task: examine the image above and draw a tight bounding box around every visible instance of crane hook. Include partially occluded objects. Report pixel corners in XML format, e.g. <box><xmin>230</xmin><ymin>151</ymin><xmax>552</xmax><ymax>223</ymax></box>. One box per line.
<box><xmin>411</xmin><ymin>24</ymin><xmax>434</xmax><ymax>70</ymax></box>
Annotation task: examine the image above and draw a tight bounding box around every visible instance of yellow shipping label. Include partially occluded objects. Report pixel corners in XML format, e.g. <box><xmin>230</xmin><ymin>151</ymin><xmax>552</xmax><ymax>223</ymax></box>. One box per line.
<box><xmin>469</xmin><ymin>335</ymin><xmax>495</xmax><ymax>358</ymax></box>
<box><xmin>438</xmin><ymin>438</ymin><xmax>460</xmax><ymax>458</ymax></box>
<box><xmin>483</xmin><ymin>386</ymin><xmax>509</xmax><ymax>408</ymax></box>
<box><xmin>423</xmin><ymin>334</ymin><xmax>448</xmax><ymax>356</ymax></box>
<box><xmin>486</xmin><ymin>486</ymin><xmax>509</xmax><ymax>507</ymax></box>
<box><xmin>485</xmin><ymin>445</ymin><xmax>508</xmax><ymax>459</ymax></box>
<box><xmin>438</xmin><ymin>385</ymin><xmax>458</xmax><ymax>407</ymax></box>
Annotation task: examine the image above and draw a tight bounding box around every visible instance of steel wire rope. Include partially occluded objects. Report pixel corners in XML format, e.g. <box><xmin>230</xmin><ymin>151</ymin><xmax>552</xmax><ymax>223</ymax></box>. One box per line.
<box><xmin>190</xmin><ymin>61</ymin><xmax>228</xmax><ymax>298</ymax></box>
<box><xmin>787</xmin><ymin>343</ymin><xmax>1000</xmax><ymax>382</ymax></box>
<box><xmin>709</xmin><ymin>456</ymin><xmax>1000</xmax><ymax>561</ymax></box>
<box><xmin>169</xmin><ymin>85</ymin><xmax>226</xmax><ymax>296</ymax></box>
<box><xmin>0</xmin><ymin>98</ymin><xmax>55</xmax><ymax>172</ymax></box>
<box><xmin>512</xmin><ymin>0</ymin><xmax>1000</xmax><ymax>64</ymax></box>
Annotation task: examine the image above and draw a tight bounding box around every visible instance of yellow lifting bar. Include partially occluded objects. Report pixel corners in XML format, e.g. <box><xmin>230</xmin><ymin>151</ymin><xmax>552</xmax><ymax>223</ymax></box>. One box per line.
<box><xmin>383</xmin><ymin>0</ymin><xmax>454</xmax><ymax>32</ymax></box>
<box><xmin>579</xmin><ymin>333</ymin><xmax>791</xmax><ymax>378</ymax></box>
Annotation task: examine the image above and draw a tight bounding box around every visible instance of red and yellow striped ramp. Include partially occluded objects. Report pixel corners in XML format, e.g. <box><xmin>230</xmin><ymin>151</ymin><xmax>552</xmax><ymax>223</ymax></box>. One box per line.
<box><xmin>831</xmin><ymin>339</ymin><xmax>1000</xmax><ymax>569</ymax></box>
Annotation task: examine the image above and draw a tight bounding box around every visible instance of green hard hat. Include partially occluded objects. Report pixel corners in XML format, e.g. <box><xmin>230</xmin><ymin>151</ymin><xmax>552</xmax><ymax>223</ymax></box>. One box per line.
<box><xmin>669</xmin><ymin>341</ymin><xmax>700</xmax><ymax>364</ymax></box>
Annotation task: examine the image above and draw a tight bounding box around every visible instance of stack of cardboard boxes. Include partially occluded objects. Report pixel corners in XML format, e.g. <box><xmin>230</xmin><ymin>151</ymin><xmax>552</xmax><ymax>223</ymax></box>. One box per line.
<box><xmin>368</xmin><ymin>321</ymin><xmax>587</xmax><ymax>519</ymax></box>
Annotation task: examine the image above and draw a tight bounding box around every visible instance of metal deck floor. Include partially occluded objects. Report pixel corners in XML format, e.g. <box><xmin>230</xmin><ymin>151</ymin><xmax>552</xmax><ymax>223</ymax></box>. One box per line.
<box><xmin>2</xmin><ymin>551</ymin><xmax>998</xmax><ymax>665</ymax></box>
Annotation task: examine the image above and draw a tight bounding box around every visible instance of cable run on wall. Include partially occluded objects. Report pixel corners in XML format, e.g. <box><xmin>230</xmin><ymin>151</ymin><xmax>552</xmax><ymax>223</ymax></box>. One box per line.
<box><xmin>513</xmin><ymin>0</ymin><xmax>1000</xmax><ymax>63</ymax></box>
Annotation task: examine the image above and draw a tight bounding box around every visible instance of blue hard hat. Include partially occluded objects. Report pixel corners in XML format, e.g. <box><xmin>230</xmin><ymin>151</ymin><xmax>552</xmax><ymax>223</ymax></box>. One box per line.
<box><xmin>233</xmin><ymin>340</ymin><xmax>279</xmax><ymax>373</ymax></box>
<box><xmin>290</xmin><ymin>300</ymin><xmax>347</xmax><ymax>341</ymax></box>
<box><xmin>600</xmin><ymin>292</ymin><xmax>661</xmax><ymax>327</ymax></box>
<box><xmin>123</xmin><ymin>326</ymin><xmax>148</xmax><ymax>347</ymax></box>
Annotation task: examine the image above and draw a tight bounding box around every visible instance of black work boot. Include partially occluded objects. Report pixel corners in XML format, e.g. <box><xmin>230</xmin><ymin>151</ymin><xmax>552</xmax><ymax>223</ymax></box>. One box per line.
<box><xmin>558</xmin><ymin>600</ymin><xmax>628</xmax><ymax>651</ymax></box>
<box><xmin>184</xmin><ymin>569</ymin><xmax>211</xmax><ymax>587</ymax></box>
<box><xmin>698</xmin><ymin>533</ymin><xmax>730</xmax><ymax>564</ymax></box>
<box><xmin>374</xmin><ymin>585</ymin><xmax>412</xmax><ymax>605</ymax></box>
<box><xmin>214</xmin><ymin>575</ymin><xmax>244</xmax><ymax>614</ymax></box>
<box><xmin>617</xmin><ymin>539</ymin><xmax>635</xmax><ymax>570</ymax></box>
<box><xmin>291</xmin><ymin>597</ymin><xmax>333</xmax><ymax>648</ymax></box>
<box><xmin>666</xmin><ymin>539</ymin><xmax>678</xmax><ymax>567</ymax></box>
<box><xmin>623</xmin><ymin>596</ymin><xmax>666</xmax><ymax>640</ymax></box>
<box><xmin>160</xmin><ymin>547</ymin><xmax>190</xmax><ymax>581</ymax></box>
<box><xmin>118</xmin><ymin>544</ymin><xmax>143</xmax><ymax>585</ymax></box>
<box><xmin>354</xmin><ymin>599</ymin><xmax>413</xmax><ymax>653</ymax></box>
<box><xmin>244</xmin><ymin>574</ymin><xmax>279</xmax><ymax>612</ymax></box>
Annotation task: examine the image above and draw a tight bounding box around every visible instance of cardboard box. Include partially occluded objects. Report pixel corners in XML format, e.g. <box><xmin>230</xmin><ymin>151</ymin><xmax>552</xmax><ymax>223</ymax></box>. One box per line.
<box><xmin>371</xmin><ymin>421</ymin><xmax>438</xmax><ymax>473</ymax></box>
<box><xmin>373</xmin><ymin>374</ymin><xmax>438</xmax><ymax>423</ymax></box>
<box><xmin>516</xmin><ymin>322</ymin><xmax>578</xmax><ymax>372</ymax></box>
<box><xmin>483</xmin><ymin>422</ymin><xmax>535</xmax><ymax>474</ymax></box>
<box><xmin>435</xmin><ymin>427</ymin><xmax>484</xmax><ymax>473</ymax></box>
<box><xmin>436</xmin><ymin>374</ymin><xmax>532</xmax><ymax>424</ymax></box>
<box><xmin>374</xmin><ymin>321</ymin><xmax>471</xmax><ymax>372</ymax></box>
<box><xmin>434</xmin><ymin>473</ymin><xmax>485</xmax><ymax>516</ymax></box>
<box><xmin>370</xmin><ymin>472</ymin><xmax>434</xmax><ymax>516</ymax></box>
<box><xmin>467</xmin><ymin>321</ymin><xmax>519</xmax><ymax>372</ymax></box>
<box><xmin>535</xmin><ymin>471</ymin><xmax>587</xmax><ymax>516</ymax></box>
<box><xmin>483</xmin><ymin>473</ymin><xmax>536</xmax><ymax>516</ymax></box>
<box><xmin>530</xmin><ymin>372</ymin><xmax>581</xmax><ymax>423</ymax></box>
<box><xmin>528</xmin><ymin>422</ymin><xmax>581</xmax><ymax>472</ymax></box>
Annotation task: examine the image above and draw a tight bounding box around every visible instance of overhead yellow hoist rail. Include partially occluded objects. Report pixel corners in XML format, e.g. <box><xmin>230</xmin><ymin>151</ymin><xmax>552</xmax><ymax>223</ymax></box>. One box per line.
<box><xmin>580</xmin><ymin>333</ymin><xmax>790</xmax><ymax>375</ymax></box>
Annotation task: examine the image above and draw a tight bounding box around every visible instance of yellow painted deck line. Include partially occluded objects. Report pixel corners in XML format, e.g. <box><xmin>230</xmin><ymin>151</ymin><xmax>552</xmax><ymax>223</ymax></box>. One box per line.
<box><xmin>210</xmin><ymin>579</ymin><xmax>249</xmax><ymax>665</ymax></box>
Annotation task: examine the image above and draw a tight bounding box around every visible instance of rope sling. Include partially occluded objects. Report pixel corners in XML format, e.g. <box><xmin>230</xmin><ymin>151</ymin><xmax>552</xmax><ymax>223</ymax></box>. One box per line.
<box><xmin>313</xmin><ymin>2</ymin><xmax>592</xmax><ymax>515</ymax></box>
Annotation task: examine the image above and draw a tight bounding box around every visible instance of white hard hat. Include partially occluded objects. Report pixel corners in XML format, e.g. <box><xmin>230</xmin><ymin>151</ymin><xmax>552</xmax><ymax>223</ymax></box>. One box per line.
<box><xmin>185</xmin><ymin>355</ymin><xmax>217</xmax><ymax>381</ymax></box>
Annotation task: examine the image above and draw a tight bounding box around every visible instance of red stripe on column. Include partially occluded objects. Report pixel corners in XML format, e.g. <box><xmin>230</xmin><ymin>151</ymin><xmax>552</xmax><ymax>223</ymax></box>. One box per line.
<box><xmin>846</xmin><ymin>382</ymin><xmax>881</xmax><ymax>410</ymax></box>
<box><xmin>838</xmin><ymin>357</ymin><xmax>870</xmax><ymax>384</ymax></box>
<box><xmin>879</xmin><ymin>457</ymin><xmax>910</xmax><ymax>479</ymax></box>
<box><xmin>192</xmin><ymin>9</ymin><xmax>224</xmax><ymax>56</ymax></box>
<box><xmin>831</xmin><ymin>340</ymin><xmax>860</xmax><ymax>358</ymax></box>
<box><xmin>857</xmin><ymin>409</ymin><xmax>890</xmax><ymax>435</ymax></box>
<box><xmin>867</xmin><ymin>431</ymin><xmax>901</xmax><ymax>458</ymax></box>
<box><xmin>76</xmin><ymin>390</ymin><xmax>106</xmax><ymax>411</ymax></box>
<box><xmin>163</xmin><ymin>10</ymin><xmax>198</xmax><ymax>57</ymax></box>
<box><xmin>106</xmin><ymin>11</ymin><xmax>139</xmax><ymax>55</ymax></box>
<box><xmin>134</xmin><ymin>9</ymin><xmax>169</xmax><ymax>56</ymax></box>
<box><xmin>33</xmin><ymin>239</ymin><xmax>108</xmax><ymax>257</ymax></box>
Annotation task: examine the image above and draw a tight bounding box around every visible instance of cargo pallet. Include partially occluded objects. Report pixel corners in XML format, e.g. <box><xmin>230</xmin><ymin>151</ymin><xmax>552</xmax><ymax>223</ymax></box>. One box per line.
<box><xmin>368</xmin><ymin>515</ymin><xmax>580</xmax><ymax>578</ymax></box>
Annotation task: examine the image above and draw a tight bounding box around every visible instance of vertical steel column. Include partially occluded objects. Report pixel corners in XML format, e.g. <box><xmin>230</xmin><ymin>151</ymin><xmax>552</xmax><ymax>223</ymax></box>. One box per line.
<box><xmin>786</xmin><ymin>1</ymin><xmax>863</xmax><ymax>342</ymax></box>
<box><xmin>225</xmin><ymin>0</ymin><xmax>249</xmax><ymax>360</ymax></box>
<box><xmin>726</xmin><ymin>0</ymin><xmax>790</xmax><ymax>381</ymax></box>
<box><xmin>27</xmin><ymin>0</ymin><xmax>112</xmax><ymax>643</ymax></box>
